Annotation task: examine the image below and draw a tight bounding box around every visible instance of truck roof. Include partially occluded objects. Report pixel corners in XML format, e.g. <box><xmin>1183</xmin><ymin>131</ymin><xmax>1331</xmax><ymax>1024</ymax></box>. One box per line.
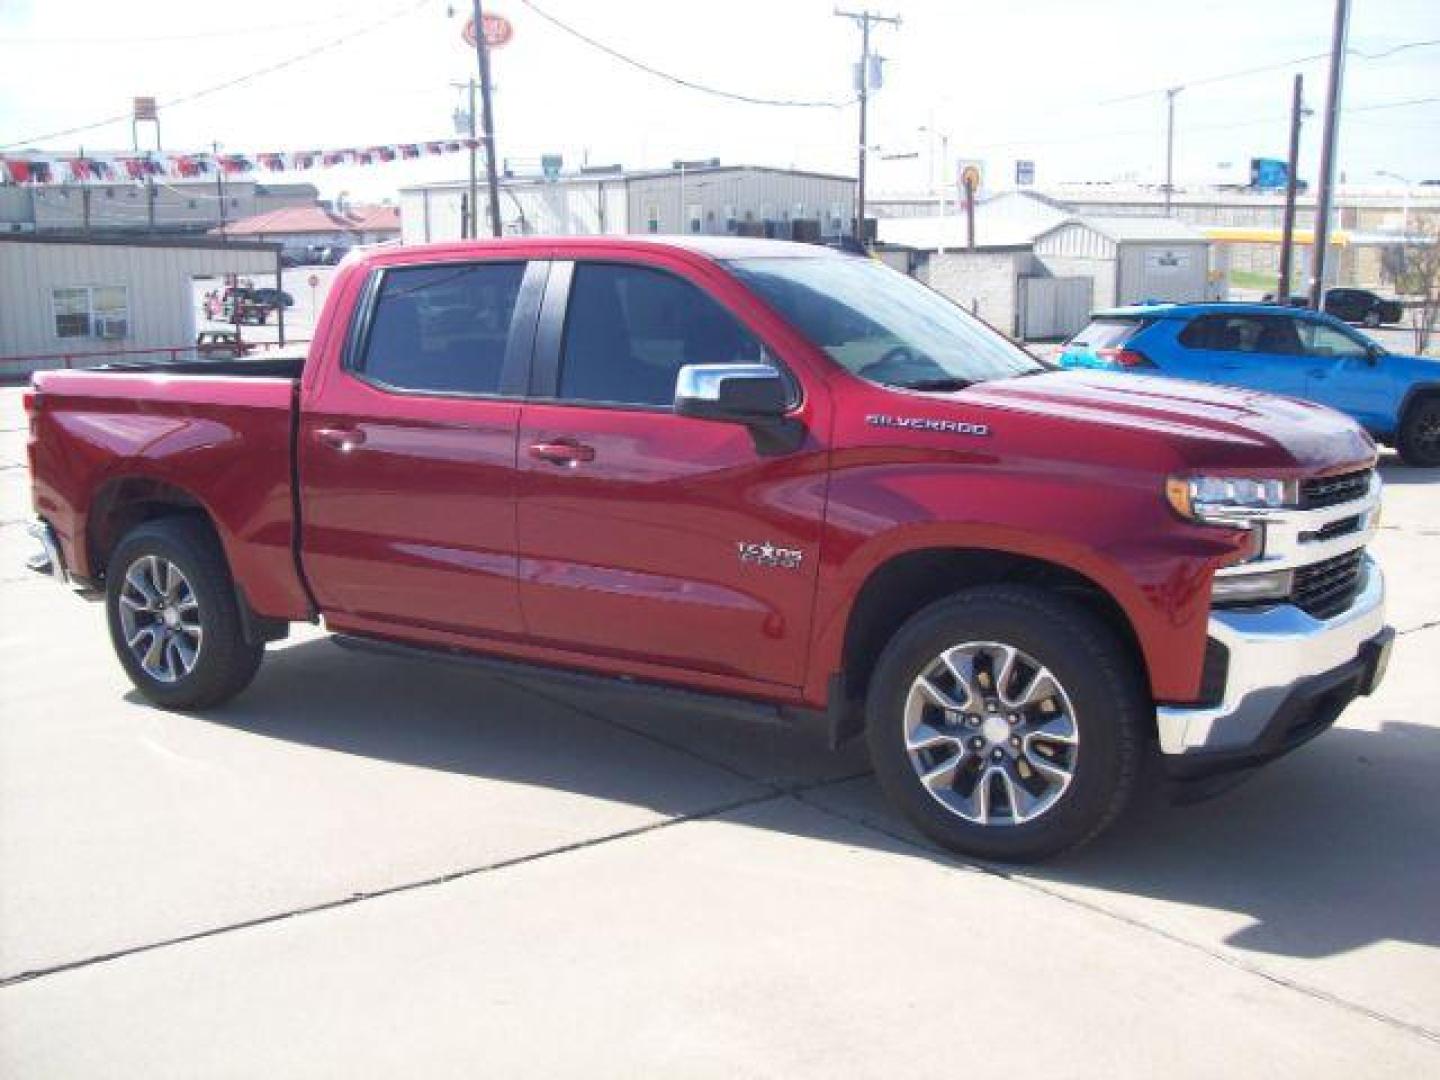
<box><xmin>351</xmin><ymin>234</ymin><xmax>843</xmax><ymax>268</ymax></box>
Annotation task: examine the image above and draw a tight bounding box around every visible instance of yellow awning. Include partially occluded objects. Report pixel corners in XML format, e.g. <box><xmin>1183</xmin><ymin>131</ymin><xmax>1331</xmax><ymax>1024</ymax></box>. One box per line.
<box><xmin>1203</xmin><ymin>226</ymin><xmax>1350</xmax><ymax>246</ymax></box>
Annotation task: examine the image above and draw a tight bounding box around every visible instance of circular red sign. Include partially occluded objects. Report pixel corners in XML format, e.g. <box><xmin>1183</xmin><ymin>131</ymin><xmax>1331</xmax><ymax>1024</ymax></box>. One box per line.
<box><xmin>462</xmin><ymin>13</ymin><xmax>514</xmax><ymax>50</ymax></box>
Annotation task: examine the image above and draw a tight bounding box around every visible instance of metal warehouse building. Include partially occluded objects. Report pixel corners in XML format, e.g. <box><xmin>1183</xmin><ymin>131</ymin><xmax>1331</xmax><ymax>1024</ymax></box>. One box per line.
<box><xmin>400</xmin><ymin>164</ymin><xmax>856</xmax><ymax>243</ymax></box>
<box><xmin>1033</xmin><ymin>217</ymin><xmax>1219</xmax><ymax>310</ymax></box>
<box><xmin>0</xmin><ymin>235</ymin><xmax>280</xmax><ymax>375</ymax></box>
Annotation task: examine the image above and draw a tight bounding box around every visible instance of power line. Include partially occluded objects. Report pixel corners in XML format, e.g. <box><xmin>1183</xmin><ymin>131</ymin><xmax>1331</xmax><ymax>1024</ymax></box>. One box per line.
<box><xmin>965</xmin><ymin>93</ymin><xmax>1440</xmax><ymax>152</ymax></box>
<box><xmin>515</xmin><ymin>0</ymin><xmax>852</xmax><ymax>108</ymax></box>
<box><xmin>0</xmin><ymin>0</ymin><xmax>436</xmax><ymax>151</ymax></box>
<box><xmin>1100</xmin><ymin>37</ymin><xmax>1440</xmax><ymax>104</ymax></box>
<box><xmin>0</xmin><ymin>12</ymin><xmax>356</xmax><ymax>44</ymax></box>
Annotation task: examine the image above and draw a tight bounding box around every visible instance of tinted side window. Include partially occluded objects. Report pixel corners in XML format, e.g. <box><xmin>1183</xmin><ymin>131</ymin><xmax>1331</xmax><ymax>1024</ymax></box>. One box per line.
<box><xmin>1179</xmin><ymin>314</ymin><xmax>1301</xmax><ymax>355</ymax></box>
<box><xmin>558</xmin><ymin>263</ymin><xmax>764</xmax><ymax>407</ymax></box>
<box><xmin>359</xmin><ymin>262</ymin><xmax>525</xmax><ymax>394</ymax></box>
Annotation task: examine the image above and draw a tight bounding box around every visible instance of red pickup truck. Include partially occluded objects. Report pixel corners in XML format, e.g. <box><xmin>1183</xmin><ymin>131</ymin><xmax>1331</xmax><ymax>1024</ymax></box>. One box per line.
<box><xmin>25</xmin><ymin>237</ymin><xmax>1392</xmax><ymax>861</ymax></box>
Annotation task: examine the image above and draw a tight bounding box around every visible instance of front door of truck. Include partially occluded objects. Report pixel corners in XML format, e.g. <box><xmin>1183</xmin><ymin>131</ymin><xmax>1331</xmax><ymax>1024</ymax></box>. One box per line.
<box><xmin>299</xmin><ymin>258</ymin><xmax>545</xmax><ymax>640</ymax></box>
<box><xmin>514</xmin><ymin>258</ymin><xmax>827</xmax><ymax>690</ymax></box>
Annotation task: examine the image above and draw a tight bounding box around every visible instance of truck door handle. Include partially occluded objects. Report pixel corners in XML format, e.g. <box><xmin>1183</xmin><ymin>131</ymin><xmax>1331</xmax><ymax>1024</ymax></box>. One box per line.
<box><xmin>528</xmin><ymin>439</ymin><xmax>596</xmax><ymax>466</ymax></box>
<box><xmin>315</xmin><ymin>426</ymin><xmax>366</xmax><ymax>452</ymax></box>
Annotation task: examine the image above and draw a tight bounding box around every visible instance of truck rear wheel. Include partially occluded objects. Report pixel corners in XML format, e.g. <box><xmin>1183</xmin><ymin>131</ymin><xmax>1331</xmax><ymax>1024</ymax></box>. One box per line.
<box><xmin>105</xmin><ymin>517</ymin><xmax>264</xmax><ymax>709</ymax></box>
<box><xmin>865</xmin><ymin>585</ymin><xmax>1144</xmax><ymax>862</ymax></box>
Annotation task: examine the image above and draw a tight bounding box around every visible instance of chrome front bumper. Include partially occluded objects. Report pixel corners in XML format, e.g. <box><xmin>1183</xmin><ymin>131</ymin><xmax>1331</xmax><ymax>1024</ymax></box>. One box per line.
<box><xmin>1157</xmin><ymin>555</ymin><xmax>1389</xmax><ymax>760</ymax></box>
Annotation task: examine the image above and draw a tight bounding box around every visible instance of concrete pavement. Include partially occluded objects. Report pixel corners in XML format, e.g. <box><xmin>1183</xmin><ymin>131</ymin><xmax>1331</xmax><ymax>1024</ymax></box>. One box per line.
<box><xmin>1</xmin><ymin>386</ymin><xmax>1437</xmax><ymax>1076</ymax></box>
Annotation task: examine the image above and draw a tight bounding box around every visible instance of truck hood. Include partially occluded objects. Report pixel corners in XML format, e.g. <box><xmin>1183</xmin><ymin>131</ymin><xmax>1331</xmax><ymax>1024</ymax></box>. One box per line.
<box><xmin>962</xmin><ymin>369</ymin><xmax>1376</xmax><ymax>473</ymax></box>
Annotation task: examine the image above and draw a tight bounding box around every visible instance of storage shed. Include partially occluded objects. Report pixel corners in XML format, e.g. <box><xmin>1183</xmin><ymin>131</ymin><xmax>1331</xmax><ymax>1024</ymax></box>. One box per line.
<box><xmin>1033</xmin><ymin>216</ymin><xmax>1215</xmax><ymax>309</ymax></box>
<box><xmin>0</xmin><ymin>235</ymin><xmax>279</xmax><ymax>375</ymax></box>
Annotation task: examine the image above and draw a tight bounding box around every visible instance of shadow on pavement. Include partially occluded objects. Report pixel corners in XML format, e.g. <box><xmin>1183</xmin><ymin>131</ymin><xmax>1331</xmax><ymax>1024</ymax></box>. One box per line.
<box><xmin>179</xmin><ymin>635</ymin><xmax>1439</xmax><ymax>964</ymax></box>
<box><xmin>1378</xmin><ymin>454</ymin><xmax>1440</xmax><ymax>485</ymax></box>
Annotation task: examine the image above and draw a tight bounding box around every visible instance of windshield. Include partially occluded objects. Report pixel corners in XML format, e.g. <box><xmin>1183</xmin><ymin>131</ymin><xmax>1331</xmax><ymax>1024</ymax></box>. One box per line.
<box><xmin>726</xmin><ymin>255</ymin><xmax>1046</xmax><ymax>390</ymax></box>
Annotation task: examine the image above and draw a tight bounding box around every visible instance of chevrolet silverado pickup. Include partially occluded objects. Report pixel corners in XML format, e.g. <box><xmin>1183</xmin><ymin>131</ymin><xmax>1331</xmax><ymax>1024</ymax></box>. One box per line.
<box><xmin>25</xmin><ymin>237</ymin><xmax>1393</xmax><ymax>861</ymax></box>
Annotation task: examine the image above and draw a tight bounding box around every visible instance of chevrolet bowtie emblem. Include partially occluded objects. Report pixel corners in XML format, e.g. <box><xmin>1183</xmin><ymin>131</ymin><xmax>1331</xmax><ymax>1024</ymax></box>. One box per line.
<box><xmin>737</xmin><ymin>541</ymin><xmax>804</xmax><ymax>570</ymax></box>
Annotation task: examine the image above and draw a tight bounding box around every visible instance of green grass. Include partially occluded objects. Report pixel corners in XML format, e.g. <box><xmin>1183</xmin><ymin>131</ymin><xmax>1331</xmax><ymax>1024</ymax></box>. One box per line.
<box><xmin>1228</xmin><ymin>269</ymin><xmax>1281</xmax><ymax>290</ymax></box>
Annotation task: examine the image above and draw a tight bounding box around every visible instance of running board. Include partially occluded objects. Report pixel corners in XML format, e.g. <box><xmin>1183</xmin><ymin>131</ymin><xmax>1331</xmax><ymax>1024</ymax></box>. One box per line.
<box><xmin>330</xmin><ymin>632</ymin><xmax>829</xmax><ymax>737</ymax></box>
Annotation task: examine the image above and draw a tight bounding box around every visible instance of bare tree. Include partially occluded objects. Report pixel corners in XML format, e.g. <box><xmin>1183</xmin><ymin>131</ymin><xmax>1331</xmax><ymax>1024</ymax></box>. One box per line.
<box><xmin>1392</xmin><ymin>217</ymin><xmax>1440</xmax><ymax>355</ymax></box>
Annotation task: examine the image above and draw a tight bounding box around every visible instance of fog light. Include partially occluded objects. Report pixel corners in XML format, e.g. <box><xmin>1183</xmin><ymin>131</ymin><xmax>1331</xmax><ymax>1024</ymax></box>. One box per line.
<box><xmin>1211</xmin><ymin>569</ymin><xmax>1294</xmax><ymax>604</ymax></box>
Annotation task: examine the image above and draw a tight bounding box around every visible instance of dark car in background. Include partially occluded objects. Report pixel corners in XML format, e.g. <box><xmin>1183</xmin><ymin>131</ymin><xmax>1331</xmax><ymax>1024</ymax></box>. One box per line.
<box><xmin>1324</xmin><ymin>288</ymin><xmax>1404</xmax><ymax>328</ymax></box>
<box><xmin>1271</xmin><ymin>289</ymin><xmax>1405</xmax><ymax>328</ymax></box>
<box><xmin>251</xmin><ymin>288</ymin><xmax>295</xmax><ymax>309</ymax></box>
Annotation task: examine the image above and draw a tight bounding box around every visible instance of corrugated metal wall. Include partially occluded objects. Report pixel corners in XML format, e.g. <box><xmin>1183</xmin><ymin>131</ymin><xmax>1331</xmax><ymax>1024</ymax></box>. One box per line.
<box><xmin>0</xmin><ymin>241</ymin><xmax>275</xmax><ymax>371</ymax></box>
<box><xmin>1116</xmin><ymin>242</ymin><xmax>1211</xmax><ymax>304</ymax></box>
<box><xmin>400</xmin><ymin>169</ymin><xmax>855</xmax><ymax>242</ymax></box>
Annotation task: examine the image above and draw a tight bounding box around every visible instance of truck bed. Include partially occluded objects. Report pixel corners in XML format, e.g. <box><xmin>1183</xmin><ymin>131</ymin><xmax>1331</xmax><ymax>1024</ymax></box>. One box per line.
<box><xmin>28</xmin><ymin>365</ymin><xmax>312</xmax><ymax>620</ymax></box>
<box><xmin>93</xmin><ymin>354</ymin><xmax>307</xmax><ymax>380</ymax></box>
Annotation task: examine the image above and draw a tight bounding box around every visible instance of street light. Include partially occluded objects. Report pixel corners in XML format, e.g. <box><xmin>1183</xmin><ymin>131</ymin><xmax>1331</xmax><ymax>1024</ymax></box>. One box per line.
<box><xmin>1376</xmin><ymin>170</ymin><xmax>1412</xmax><ymax>237</ymax></box>
<box><xmin>919</xmin><ymin>124</ymin><xmax>952</xmax><ymax>254</ymax></box>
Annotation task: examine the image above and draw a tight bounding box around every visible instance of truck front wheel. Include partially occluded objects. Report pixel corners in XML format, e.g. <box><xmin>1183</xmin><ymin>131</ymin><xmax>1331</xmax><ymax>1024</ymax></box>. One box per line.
<box><xmin>865</xmin><ymin>585</ymin><xmax>1144</xmax><ymax>862</ymax></box>
<box><xmin>105</xmin><ymin>518</ymin><xmax>264</xmax><ymax>709</ymax></box>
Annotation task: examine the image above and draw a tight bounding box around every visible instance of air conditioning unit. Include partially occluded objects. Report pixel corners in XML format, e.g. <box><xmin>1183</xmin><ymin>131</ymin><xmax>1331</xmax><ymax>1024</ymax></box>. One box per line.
<box><xmin>96</xmin><ymin>318</ymin><xmax>128</xmax><ymax>340</ymax></box>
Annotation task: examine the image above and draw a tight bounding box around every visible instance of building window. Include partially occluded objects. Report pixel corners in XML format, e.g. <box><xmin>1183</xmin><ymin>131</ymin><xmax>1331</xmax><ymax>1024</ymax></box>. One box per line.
<box><xmin>53</xmin><ymin>285</ymin><xmax>129</xmax><ymax>340</ymax></box>
<box><xmin>687</xmin><ymin>203</ymin><xmax>702</xmax><ymax>234</ymax></box>
<box><xmin>645</xmin><ymin>202</ymin><xmax>660</xmax><ymax>233</ymax></box>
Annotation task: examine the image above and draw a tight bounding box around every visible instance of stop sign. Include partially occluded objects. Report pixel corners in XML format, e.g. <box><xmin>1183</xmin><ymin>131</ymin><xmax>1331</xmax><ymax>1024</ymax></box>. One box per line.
<box><xmin>462</xmin><ymin>12</ymin><xmax>514</xmax><ymax>50</ymax></box>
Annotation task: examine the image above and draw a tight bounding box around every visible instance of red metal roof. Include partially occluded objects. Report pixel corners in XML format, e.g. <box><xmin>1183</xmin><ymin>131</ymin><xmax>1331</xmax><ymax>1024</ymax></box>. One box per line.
<box><xmin>212</xmin><ymin>204</ymin><xmax>399</xmax><ymax>237</ymax></box>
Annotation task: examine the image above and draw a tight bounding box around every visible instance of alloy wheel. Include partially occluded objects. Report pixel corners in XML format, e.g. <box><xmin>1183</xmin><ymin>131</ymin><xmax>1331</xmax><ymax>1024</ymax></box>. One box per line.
<box><xmin>117</xmin><ymin>554</ymin><xmax>204</xmax><ymax>683</ymax></box>
<box><xmin>903</xmin><ymin>641</ymin><xmax>1078</xmax><ymax>826</ymax></box>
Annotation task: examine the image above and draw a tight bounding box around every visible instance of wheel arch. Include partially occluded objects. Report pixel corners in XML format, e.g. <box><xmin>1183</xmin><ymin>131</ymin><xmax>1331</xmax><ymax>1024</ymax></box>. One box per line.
<box><xmin>826</xmin><ymin>545</ymin><xmax>1151</xmax><ymax>744</ymax></box>
<box><xmin>89</xmin><ymin>477</ymin><xmax>287</xmax><ymax>646</ymax></box>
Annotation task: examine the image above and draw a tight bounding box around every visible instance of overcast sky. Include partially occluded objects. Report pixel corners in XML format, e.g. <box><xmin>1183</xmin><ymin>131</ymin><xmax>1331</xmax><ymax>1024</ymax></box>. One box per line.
<box><xmin>1</xmin><ymin>0</ymin><xmax>1436</xmax><ymax>203</ymax></box>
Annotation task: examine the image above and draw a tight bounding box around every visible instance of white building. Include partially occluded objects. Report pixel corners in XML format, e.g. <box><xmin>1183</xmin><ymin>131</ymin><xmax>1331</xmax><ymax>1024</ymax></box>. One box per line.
<box><xmin>876</xmin><ymin>193</ymin><xmax>1217</xmax><ymax>339</ymax></box>
<box><xmin>0</xmin><ymin>235</ymin><xmax>280</xmax><ymax>375</ymax></box>
<box><xmin>400</xmin><ymin>164</ymin><xmax>857</xmax><ymax>244</ymax></box>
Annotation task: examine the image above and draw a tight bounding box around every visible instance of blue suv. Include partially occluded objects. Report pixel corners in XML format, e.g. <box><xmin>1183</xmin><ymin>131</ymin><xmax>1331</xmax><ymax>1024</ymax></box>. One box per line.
<box><xmin>1058</xmin><ymin>302</ymin><xmax>1440</xmax><ymax>466</ymax></box>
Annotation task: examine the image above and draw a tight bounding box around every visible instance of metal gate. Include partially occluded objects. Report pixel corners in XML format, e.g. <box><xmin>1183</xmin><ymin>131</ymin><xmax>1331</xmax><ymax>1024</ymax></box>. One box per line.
<box><xmin>1017</xmin><ymin>276</ymin><xmax>1093</xmax><ymax>341</ymax></box>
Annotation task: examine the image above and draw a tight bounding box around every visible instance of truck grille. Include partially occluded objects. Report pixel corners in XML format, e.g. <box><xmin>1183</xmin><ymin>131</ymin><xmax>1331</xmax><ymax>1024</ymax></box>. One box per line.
<box><xmin>1292</xmin><ymin>549</ymin><xmax>1366</xmax><ymax>620</ymax></box>
<box><xmin>1301</xmin><ymin>469</ymin><xmax>1372</xmax><ymax>509</ymax></box>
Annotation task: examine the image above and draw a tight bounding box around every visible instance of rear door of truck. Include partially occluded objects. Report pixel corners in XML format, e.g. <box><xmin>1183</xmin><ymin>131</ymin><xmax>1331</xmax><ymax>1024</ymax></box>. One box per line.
<box><xmin>297</xmin><ymin>256</ymin><xmax>546</xmax><ymax>639</ymax></box>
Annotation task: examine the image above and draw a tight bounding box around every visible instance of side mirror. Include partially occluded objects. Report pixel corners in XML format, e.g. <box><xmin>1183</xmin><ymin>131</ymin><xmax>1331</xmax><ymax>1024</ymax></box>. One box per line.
<box><xmin>1365</xmin><ymin>343</ymin><xmax>1385</xmax><ymax>365</ymax></box>
<box><xmin>674</xmin><ymin>364</ymin><xmax>790</xmax><ymax>423</ymax></box>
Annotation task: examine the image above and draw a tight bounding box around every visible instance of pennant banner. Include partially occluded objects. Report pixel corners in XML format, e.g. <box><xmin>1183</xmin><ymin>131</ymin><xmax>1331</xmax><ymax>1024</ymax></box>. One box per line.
<box><xmin>0</xmin><ymin>138</ymin><xmax>482</xmax><ymax>185</ymax></box>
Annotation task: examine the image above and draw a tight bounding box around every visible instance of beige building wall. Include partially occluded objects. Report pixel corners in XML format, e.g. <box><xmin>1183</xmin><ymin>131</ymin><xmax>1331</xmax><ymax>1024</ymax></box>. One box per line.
<box><xmin>0</xmin><ymin>238</ymin><xmax>276</xmax><ymax>372</ymax></box>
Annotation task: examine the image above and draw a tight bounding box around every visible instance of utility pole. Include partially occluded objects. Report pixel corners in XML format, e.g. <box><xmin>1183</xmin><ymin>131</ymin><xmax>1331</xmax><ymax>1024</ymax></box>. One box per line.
<box><xmin>1277</xmin><ymin>74</ymin><xmax>1306</xmax><ymax>300</ymax></box>
<box><xmin>213</xmin><ymin>142</ymin><xmax>227</xmax><ymax>239</ymax></box>
<box><xmin>470</xmin><ymin>0</ymin><xmax>503</xmax><ymax>237</ymax></box>
<box><xmin>1163</xmin><ymin>86</ymin><xmax>1182</xmax><ymax>216</ymax></box>
<box><xmin>467</xmin><ymin>78</ymin><xmax>479</xmax><ymax>238</ymax></box>
<box><xmin>79</xmin><ymin>146</ymin><xmax>92</xmax><ymax>234</ymax></box>
<box><xmin>835</xmin><ymin>8</ymin><xmax>900</xmax><ymax>248</ymax></box>
<box><xmin>1310</xmin><ymin>0</ymin><xmax>1350</xmax><ymax>310</ymax></box>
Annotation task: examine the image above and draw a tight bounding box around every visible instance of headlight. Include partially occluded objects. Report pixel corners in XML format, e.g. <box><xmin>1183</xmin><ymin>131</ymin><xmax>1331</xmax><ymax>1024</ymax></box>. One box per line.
<box><xmin>1165</xmin><ymin>475</ymin><xmax>1299</xmax><ymax>521</ymax></box>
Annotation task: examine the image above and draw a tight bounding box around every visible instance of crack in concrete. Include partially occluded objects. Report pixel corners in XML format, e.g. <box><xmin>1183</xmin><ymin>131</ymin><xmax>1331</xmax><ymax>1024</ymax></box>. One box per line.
<box><xmin>1398</xmin><ymin>618</ymin><xmax>1440</xmax><ymax>636</ymax></box>
<box><xmin>0</xmin><ymin>781</ymin><xmax>844</xmax><ymax>990</ymax></box>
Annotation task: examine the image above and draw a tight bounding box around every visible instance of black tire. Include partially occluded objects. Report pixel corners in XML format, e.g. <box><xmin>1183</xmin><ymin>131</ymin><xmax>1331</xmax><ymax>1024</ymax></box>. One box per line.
<box><xmin>105</xmin><ymin>517</ymin><xmax>264</xmax><ymax>709</ymax></box>
<box><xmin>865</xmin><ymin>585</ymin><xmax>1145</xmax><ymax>863</ymax></box>
<box><xmin>1398</xmin><ymin>396</ymin><xmax>1440</xmax><ymax>467</ymax></box>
